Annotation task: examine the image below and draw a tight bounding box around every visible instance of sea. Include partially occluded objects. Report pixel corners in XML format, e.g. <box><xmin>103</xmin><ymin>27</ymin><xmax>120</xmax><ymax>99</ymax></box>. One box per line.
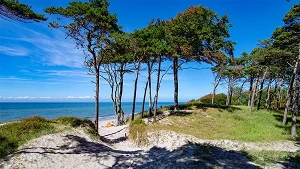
<box><xmin>0</xmin><ymin>102</ymin><xmax>176</xmax><ymax>123</ymax></box>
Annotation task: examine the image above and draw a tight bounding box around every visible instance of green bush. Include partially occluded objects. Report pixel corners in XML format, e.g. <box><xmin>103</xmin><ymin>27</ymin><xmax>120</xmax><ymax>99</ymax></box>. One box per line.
<box><xmin>0</xmin><ymin>116</ymin><xmax>95</xmax><ymax>159</ymax></box>
<box><xmin>199</xmin><ymin>93</ymin><xmax>226</xmax><ymax>105</ymax></box>
<box><xmin>0</xmin><ymin>116</ymin><xmax>55</xmax><ymax>159</ymax></box>
<box><xmin>129</xmin><ymin>118</ymin><xmax>148</xmax><ymax>145</ymax></box>
<box><xmin>53</xmin><ymin>116</ymin><xmax>93</xmax><ymax>127</ymax></box>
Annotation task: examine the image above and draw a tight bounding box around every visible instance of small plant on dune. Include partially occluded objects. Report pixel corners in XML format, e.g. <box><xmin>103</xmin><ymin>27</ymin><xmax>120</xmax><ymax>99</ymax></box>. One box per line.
<box><xmin>129</xmin><ymin>118</ymin><xmax>149</xmax><ymax>146</ymax></box>
<box><xmin>0</xmin><ymin>116</ymin><xmax>97</xmax><ymax>159</ymax></box>
<box><xmin>245</xmin><ymin>150</ymin><xmax>300</xmax><ymax>167</ymax></box>
<box><xmin>0</xmin><ymin>116</ymin><xmax>55</xmax><ymax>159</ymax></box>
<box><xmin>53</xmin><ymin>116</ymin><xmax>99</xmax><ymax>140</ymax></box>
<box><xmin>53</xmin><ymin>116</ymin><xmax>93</xmax><ymax>127</ymax></box>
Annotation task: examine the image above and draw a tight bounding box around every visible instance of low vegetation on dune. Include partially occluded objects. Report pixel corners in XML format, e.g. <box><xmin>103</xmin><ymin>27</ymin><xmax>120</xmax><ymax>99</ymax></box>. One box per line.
<box><xmin>131</xmin><ymin>103</ymin><xmax>299</xmax><ymax>142</ymax></box>
<box><xmin>129</xmin><ymin>103</ymin><xmax>300</xmax><ymax>167</ymax></box>
<box><xmin>0</xmin><ymin>116</ymin><xmax>95</xmax><ymax>159</ymax></box>
<box><xmin>245</xmin><ymin>150</ymin><xmax>300</xmax><ymax>167</ymax></box>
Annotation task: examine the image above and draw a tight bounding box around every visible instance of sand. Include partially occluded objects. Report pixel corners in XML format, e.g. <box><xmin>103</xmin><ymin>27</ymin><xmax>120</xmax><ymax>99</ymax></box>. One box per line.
<box><xmin>0</xmin><ymin>118</ymin><xmax>299</xmax><ymax>169</ymax></box>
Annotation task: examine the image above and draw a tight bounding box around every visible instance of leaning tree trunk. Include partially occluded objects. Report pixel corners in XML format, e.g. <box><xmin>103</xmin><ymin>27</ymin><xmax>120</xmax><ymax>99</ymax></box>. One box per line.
<box><xmin>276</xmin><ymin>78</ymin><xmax>284</xmax><ymax>110</ymax></box>
<box><xmin>237</xmin><ymin>79</ymin><xmax>246</xmax><ymax>105</ymax></box>
<box><xmin>291</xmin><ymin>79</ymin><xmax>299</xmax><ymax>138</ymax></box>
<box><xmin>117</xmin><ymin>67</ymin><xmax>124</xmax><ymax>125</ymax></box>
<box><xmin>272</xmin><ymin>78</ymin><xmax>279</xmax><ymax>109</ymax></box>
<box><xmin>250</xmin><ymin>76</ymin><xmax>260</xmax><ymax>112</ymax></box>
<box><xmin>212</xmin><ymin>75</ymin><xmax>221</xmax><ymax>105</ymax></box>
<box><xmin>265</xmin><ymin>79</ymin><xmax>272</xmax><ymax>109</ymax></box>
<box><xmin>257</xmin><ymin>67</ymin><xmax>269</xmax><ymax>110</ymax></box>
<box><xmin>226</xmin><ymin>76</ymin><xmax>233</xmax><ymax>106</ymax></box>
<box><xmin>173</xmin><ymin>57</ymin><xmax>179</xmax><ymax>111</ymax></box>
<box><xmin>283</xmin><ymin>73</ymin><xmax>296</xmax><ymax>126</ymax></box>
<box><xmin>94</xmin><ymin>69</ymin><xmax>100</xmax><ymax>134</ymax></box>
<box><xmin>248</xmin><ymin>77</ymin><xmax>253</xmax><ymax>107</ymax></box>
<box><xmin>291</xmin><ymin>45</ymin><xmax>300</xmax><ymax>138</ymax></box>
<box><xmin>141</xmin><ymin>79</ymin><xmax>148</xmax><ymax>118</ymax></box>
<box><xmin>147</xmin><ymin>62</ymin><xmax>153</xmax><ymax>116</ymax></box>
<box><xmin>131</xmin><ymin>62</ymin><xmax>141</xmax><ymax>121</ymax></box>
<box><xmin>154</xmin><ymin>56</ymin><xmax>162</xmax><ymax>122</ymax></box>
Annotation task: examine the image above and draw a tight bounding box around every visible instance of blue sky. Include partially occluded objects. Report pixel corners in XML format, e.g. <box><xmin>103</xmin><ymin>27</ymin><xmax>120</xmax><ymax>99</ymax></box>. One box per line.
<box><xmin>0</xmin><ymin>0</ymin><xmax>298</xmax><ymax>102</ymax></box>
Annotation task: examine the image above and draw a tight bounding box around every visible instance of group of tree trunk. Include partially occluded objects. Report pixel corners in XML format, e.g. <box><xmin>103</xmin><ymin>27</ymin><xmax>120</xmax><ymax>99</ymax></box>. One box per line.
<box><xmin>211</xmin><ymin>4</ymin><xmax>300</xmax><ymax>138</ymax></box>
<box><xmin>44</xmin><ymin>0</ymin><xmax>234</xmax><ymax>134</ymax></box>
<box><xmin>4</xmin><ymin>0</ymin><xmax>298</xmax><ymax>138</ymax></box>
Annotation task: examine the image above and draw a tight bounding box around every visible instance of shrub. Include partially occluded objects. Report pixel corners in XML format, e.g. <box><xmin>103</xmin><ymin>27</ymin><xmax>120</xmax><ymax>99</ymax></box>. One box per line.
<box><xmin>129</xmin><ymin>118</ymin><xmax>149</xmax><ymax>145</ymax></box>
<box><xmin>199</xmin><ymin>93</ymin><xmax>226</xmax><ymax>105</ymax></box>
<box><xmin>53</xmin><ymin>116</ymin><xmax>93</xmax><ymax>127</ymax></box>
<box><xmin>0</xmin><ymin>116</ymin><xmax>55</xmax><ymax>159</ymax></box>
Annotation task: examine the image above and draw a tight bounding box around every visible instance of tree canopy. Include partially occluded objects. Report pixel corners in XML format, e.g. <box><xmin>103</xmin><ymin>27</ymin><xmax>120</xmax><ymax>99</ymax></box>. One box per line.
<box><xmin>0</xmin><ymin>0</ymin><xmax>47</xmax><ymax>22</ymax></box>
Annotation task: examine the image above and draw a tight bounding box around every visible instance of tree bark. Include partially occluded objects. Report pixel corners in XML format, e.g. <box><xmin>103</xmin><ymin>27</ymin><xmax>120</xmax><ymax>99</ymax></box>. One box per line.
<box><xmin>272</xmin><ymin>78</ymin><xmax>279</xmax><ymax>109</ymax></box>
<box><xmin>154</xmin><ymin>56</ymin><xmax>162</xmax><ymax>122</ymax></box>
<box><xmin>141</xmin><ymin>79</ymin><xmax>148</xmax><ymax>118</ymax></box>
<box><xmin>237</xmin><ymin>79</ymin><xmax>246</xmax><ymax>105</ymax></box>
<box><xmin>147</xmin><ymin>62</ymin><xmax>153</xmax><ymax>116</ymax></box>
<box><xmin>250</xmin><ymin>75</ymin><xmax>260</xmax><ymax>112</ymax></box>
<box><xmin>131</xmin><ymin>62</ymin><xmax>141</xmax><ymax>121</ymax></box>
<box><xmin>283</xmin><ymin>73</ymin><xmax>295</xmax><ymax>126</ymax></box>
<box><xmin>276</xmin><ymin>78</ymin><xmax>284</xmax><ymax>110</ymax></box>
<box><xmin>265</xmin><ymin>79</ymin><xmax>272</xmax><ymax>109</ymax></box>
<box><xmin>117</xmin><ymin>66</ymin><xmax>124</xmax><ymax>125</ymax></box>
<box><xmin>95</xmin><ymin>70</ymin><xmax>99</xmax><ymax>133</ymax></box>
<box><xmin>173</xmin><ymin>57</ymin><xmax>179</xmax><ymax>111</ymax></box>
<box><xmin>226</xmin><ymin>76</ymin><xmax>233</xmax><ymax>106</ymax></box>
<box><xmin>212</xmin><ymin>75</ymin><xmax>221</xmax><ymax>105</ymax></box>
<box><xmin>248</xmin><ymin>77</ymin><xmax>253</xmax><ymax>107</ymax></box>
<box><xmin>291</xmin><ymin>45</ymin><xmax>300</xmax><ymax>138</ymax></box>
<box><xmin>257</xmin><ymin>67</ymin><xmax>269</xmax><ymax>110</ymax></box>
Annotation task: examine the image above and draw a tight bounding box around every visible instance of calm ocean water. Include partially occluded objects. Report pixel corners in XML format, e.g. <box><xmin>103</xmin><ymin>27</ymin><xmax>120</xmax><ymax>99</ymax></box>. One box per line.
<box><xmin>0</xmin><ymin>102</ymin><xmax>175</xmax><ymax>123</ymax></box>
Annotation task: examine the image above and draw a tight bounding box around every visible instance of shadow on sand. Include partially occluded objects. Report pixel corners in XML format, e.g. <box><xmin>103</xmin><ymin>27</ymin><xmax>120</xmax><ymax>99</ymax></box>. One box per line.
<box><xmin>11</xmin><ymin>134</ymin><xmax>262</xmax><ymax>169</ymax></box>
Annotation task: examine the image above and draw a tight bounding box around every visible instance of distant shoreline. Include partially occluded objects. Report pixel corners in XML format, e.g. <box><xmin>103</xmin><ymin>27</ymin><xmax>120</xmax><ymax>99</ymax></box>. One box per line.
<box><xmin>0</xmin><ymin>101</ymin><xmax>183</xmax><ymax>103</ymax></box>
<box><xmin>0</xmin><ymin>102</ymin><xmax>178</xmax><ymax>123</ymax></box>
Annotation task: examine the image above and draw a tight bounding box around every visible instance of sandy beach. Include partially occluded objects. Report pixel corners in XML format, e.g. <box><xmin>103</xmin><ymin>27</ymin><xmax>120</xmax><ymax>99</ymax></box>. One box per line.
<box><xmin>1</xmin><ymin>117</ymin><xmax>299</xmax><ymax>169</ymax></box>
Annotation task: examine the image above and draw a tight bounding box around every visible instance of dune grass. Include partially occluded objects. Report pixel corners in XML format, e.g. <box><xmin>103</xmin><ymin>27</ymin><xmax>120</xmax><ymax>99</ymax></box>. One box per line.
<box><xmin>245</xmin><ymin>150</ymin><xmax>300</xmax><ymax>167</ymax></box>
<box><xmin>130</xmin><ymin>104</ymin><xmax>298</xmax><ymax>142</ymax></box>
<box><xmin>129</xmin><ymin>104</ymin><xmax>300</xmax><ymax>166</ymax></box>
<box><xmin>0</xmin><ymin>116</ymin><xmax>94</xmax><ymax>159</ymax></box>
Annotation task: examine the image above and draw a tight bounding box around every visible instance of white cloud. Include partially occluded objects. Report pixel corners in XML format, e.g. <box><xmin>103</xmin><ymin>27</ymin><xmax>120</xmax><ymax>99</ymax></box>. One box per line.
<box><xmin>0</xmin><ymin>76</ymin><xmax>28</xmax><ymax>81</ymax></box>
<box><xmin>66</xmin><ymin>96</ymin><xmax>92</xmax><ymax>99</ymax></box>
<box><xmin>35</xmin><ymin>69</ymin><xmax>90</xmax><ymax>77</ymax></box>
<box><xmin>0</xmin><ymin>23</ymin><xmax>85</xmax><ymax>68</ymax></box>
<box><xmin>0</xmin><ymin>96</ymin><xmax>93</xmax><ymax>99</ymax></box>
<box><xmin>0</xmin><ymin>45</ymin><xmax>29</xmax><ymax>56</ymax></box>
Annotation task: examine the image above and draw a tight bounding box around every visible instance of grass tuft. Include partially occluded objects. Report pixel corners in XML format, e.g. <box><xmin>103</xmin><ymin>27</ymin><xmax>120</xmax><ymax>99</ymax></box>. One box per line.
<box><xmin>0</xmin><ymin>116</ymin><xmax>55</xmax><ymax>159</ymax></box>
<box><xmin>52</xmin><ymin>116</ymin><xmax>93</xmax><ymax>127</ymax></box>
<box><xmin>245</xmin><ymin>150</ymin><xmax>300</xmax><ymax>167</ymax></box>
<box><xmin>130</xmin><ymin>105</ymin><xmax>299</xmax><ymax>142</ymax></box>
<box><xmin>0</xmin><ymin>116</ymin><xmax>96</xmax><ymax>159</ymax></box>
<box><xmin>129</xmin><ymin>118</ymin><xmax>150</xmax><ymax>146</ymax></box>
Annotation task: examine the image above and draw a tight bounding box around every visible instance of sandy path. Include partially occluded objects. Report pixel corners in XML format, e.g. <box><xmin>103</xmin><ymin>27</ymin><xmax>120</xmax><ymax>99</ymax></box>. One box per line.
<box><xmin>0</xmin><ymin>120</ymin><xmax>298</xmax><ymax>169</ymax></box>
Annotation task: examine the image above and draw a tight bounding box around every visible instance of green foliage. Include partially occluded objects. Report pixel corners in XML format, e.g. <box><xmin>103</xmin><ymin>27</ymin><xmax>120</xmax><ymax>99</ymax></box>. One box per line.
<box><xmin>273</xmin><ymin>4</ymin><xmax>300</xmax><ymax>53</ymax></box>
<box><xmin>129</xmin><ymin>105</ymin><xmax>299</xmax><ymax>142</ymax></box>
<box><xmin>167</xmin><ymin>5</ymin><xmax>235</xmax><ymax>62</ymax></box>
<box><xmin>0</xmin><ymin>116</ymin><xmax>55</xmax><ymax>159</ymax></box>
<box><xmin>198</xmin><ymin>93</ymin><xmax>227</xmax><ymax>105</ymax></box>
<box><xmin>0</xmin><ymin>116</ymin><xmax>95</xmax><ymax>159</ymax></box>
<box><xmin>45</xmin><ymin>0</ymin><xmax>120</xmax><ymax>67</ymax></box>
<box><xmin>231</xmin><ymin>92</ymin><xmax>249</xmax><ymax>106</ymax></box>
<box><xmin>53</xmin><ymin>116</ymin><xmax>93</xmax><ymax>128</ymax></box>
<box><xmin>0</xmin><ymin>0</ymin><xmax>47</xmax><ymax>22</ymax></box>
<box><xmin>129</xmin><ymin>118</ymin><xmax>149</xmax><ymax>145</ymax></box>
